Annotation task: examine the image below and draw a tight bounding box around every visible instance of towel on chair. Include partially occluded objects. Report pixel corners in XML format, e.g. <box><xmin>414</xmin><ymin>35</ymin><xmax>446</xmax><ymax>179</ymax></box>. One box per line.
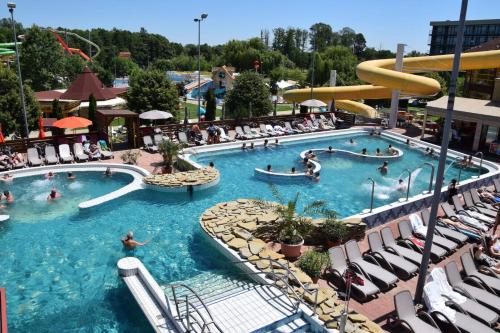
<box><xmin>410</xmin><ymin>213</ymin><xmax>428</xmax><ymax>236</ymax></box>
<box><xmin>424</xmin><ymin>280</ymin><xmax>457</xmax><ymax>323</ymax></box>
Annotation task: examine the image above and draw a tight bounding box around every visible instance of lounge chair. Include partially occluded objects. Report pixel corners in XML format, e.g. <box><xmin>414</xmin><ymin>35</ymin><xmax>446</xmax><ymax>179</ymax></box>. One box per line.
<box><xmin>201</xmin><ymin>130</ymin><xmax>209</xmax><ymax>142</ymax></box>
<box><xmin>462</xmin><ymin>191</ymin><xmax>497</xmax><ymax>218</ymax></box>
<box><xmin>296</xmin><ymin>123</ymin><xmax>310</xmax><ymax>132</ymax></box>
<box><xmin>440</xmin><ymin>202</ymin><xmax>488</xmax><ymax>232</ymax></box>
<box><xmin>305</xmin><ymin>119</ymin><xmax>319</xmax><ymax>131</ymax></box>
<box><xmin>243</xmin><ymin>125</ymin><xmax>261</xmax><ymax>138</ymax></box>
<box><xmin>445</xmin><ymin>260</ymin><xmax>500</xmax><ymax>313</ymax></box>
<box><xmin>153</xmin><ymin>134</ymin><xmax>165</xmax><ymax>145</ymax></box>
<box><xmin>98</xmin><ymin>140</ymin><xmax>114</xmax><ymax>159</ymax></box>
<box><xmin>143</xmin><ymin>135</ymin><xmax>158</xmax><ymax>153</ymax></box>
<box><xmin>344</xmin><ymin>239</ymin><xmax>398</xmax><ymax>291</ymax></box>
<box><xmin>460</xmin><ymin>251</ymin><xmax>500</xmax><ymax>295</ymax></box>
<box><xmin>27</xmin><ymin>147</ymin><xmax>43</xmax><ymax>166</ymax></box>
<box><xmin>409</xmin><ymin>213</ymin><xmax>459</xmax><ymax>252</ymax></box>
<box><xmin>44</xmin><ymin>146</ymin><xmax>59</xmax><ymax>165</ymax></box>
<box><xmin>380</xmin><ymin>226</ymin><xmax>423</xmax><ymax>265</ymax></box>
<box><xmin>10</xmin><ymin>152</ymin><xmax>26</xmax><ymax>168</ymax></box>
<box><xmin>494</xmin><ymin>178</ymin><xmax>500</xmax><ymax>193</ymax></box>
<box><xmin>421</xmin><ymin>209</ymin><xmax>468</xmax><ymax>245</ymax></box>
<box><xmin>424</xmin><ymin>281</ymin><xmax>497</xmax><ymax>332</ymax></box>
<box><xmin>58</xmin><ymin>144</ymin><xmax>74</xmax><ymax>163</ymax></box>
<box><xmin>285</xmin><ymin>121</ymin><xmax>302</xmax><ymax>134</ymax></box>
<box><xmin>320</xmin><ymin>114</ymin><xmax>335</xmax><ymax>128</ymax></box>
<box><xmin>273</xmin><ymin>124</ymin><xmax>288</xmax><ymax>135</ymax></box>
<box><xmin>393</xmin><ymin>290</ymin><xmax>441</xmax><ymax>333</ymax></box>
<box><xmin>328</xmin><ymin>246</ymin><xmax>380</xmax><ymax>301</ymax></box>
<box><xmin>219</xmin><ymin>128</ymin><xmax>234</xmax><ymax>142</ymax></box>
<box><xmin>367</xmin><ymin>232</ymin><xmax>418</xmax><ymax>279</ymax></box>
<box><xmin>427</xmin><ymin>267</ymin><xmax>498</xmax><ymax>326</ymax></box>
<box><xmin>452</xmin><ymin>195</ymin><xmax>495</xmax><ymax>223</ymax></box>
<box><xmin>178</xmin><ymin>132</ymin><xmax>193</xmax><ymax>146</ymax></box>
<box><xmin>259</xmin><ymin>124</ymin><xmax>273</xmax><ymax>136</ymax></box>
<box><xmin>397</xmin><ymin>220</ymin><xmax>447</xmax><ymax>262</ymax></box>
<box><xmin>468</xmin><ymin>190</ymin><xmax>498</xmax><ymax>212</ymax></box>
<box><xmin>235</xmin><ymin>126</ymin><xmax>250</xmax><ymax>140</ymax></box>
<box><xmin>73</xmin><ymin>143</ymin><xmax>89</xmax><ymax>162</ymax></box>
<box><xmin>265</xmin><ymin>124</ymin><xmax>281</xmax><ymax>136</ymax></box>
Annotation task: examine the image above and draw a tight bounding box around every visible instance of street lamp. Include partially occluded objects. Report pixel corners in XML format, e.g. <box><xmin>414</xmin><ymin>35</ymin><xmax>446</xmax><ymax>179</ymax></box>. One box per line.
<box><xmin>194</xmin><ymin>13</ymin><xmax>208</xmax><ymax>123</ymax></box>
<box><xmin>7</xmin><ymin>2</ymin><xmax>29</xmax><ymax>140</ymax></box>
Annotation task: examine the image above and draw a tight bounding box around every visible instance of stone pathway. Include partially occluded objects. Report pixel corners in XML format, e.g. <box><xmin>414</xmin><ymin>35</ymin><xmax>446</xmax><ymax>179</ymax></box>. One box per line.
<box><xmin>200</xmin><ymin>199</ymin><xmax>383</xmax><ymax>333</ymax></box>
<box><xmin>143</xmin><ymin>167</ymin><xmax>219</xmax><ymax>188</ymax></box>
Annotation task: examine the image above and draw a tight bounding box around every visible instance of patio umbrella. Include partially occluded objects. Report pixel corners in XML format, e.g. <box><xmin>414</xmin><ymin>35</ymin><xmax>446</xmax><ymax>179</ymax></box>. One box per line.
<box><xmin>139</xmin><ymin>110</ymin><xmax>173</xmax><ymax>120</ymax></box>
<box><xmin>0</xmin><ymin>124</ymin><xmax>4</xmax><ymax>144</ymax></box>
<box><xmin>53</xmin><ymin>116</ymin><xmax>92</xmax><ymax>129</ymax></box>
<box><xmin>300</xmin><ymin>99</ymin><xmax>327</xmax><ymax>107</ymax></box>
<box><xmin>38</xmin><ymin>116</ymin><xmax>45</xmax><ymax>139</ymax></box>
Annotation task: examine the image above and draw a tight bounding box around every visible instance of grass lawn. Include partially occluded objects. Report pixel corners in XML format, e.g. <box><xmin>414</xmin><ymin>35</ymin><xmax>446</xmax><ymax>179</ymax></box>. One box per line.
<box><xmin>110</xmin><ymin>118</ymin><xmax>125</xmax><ymax>126</ymax></box>
<box><xmin>183</xmin><ymin>103</ymin><xmax>222</xmax><ymax>119</ymax></box>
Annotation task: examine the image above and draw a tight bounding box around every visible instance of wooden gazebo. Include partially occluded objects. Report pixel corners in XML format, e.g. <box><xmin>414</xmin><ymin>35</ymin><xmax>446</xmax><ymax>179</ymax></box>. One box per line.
<box><xmin>96</xmin><ymin>109</ymin><xmax>139</xmax><ymax>148</ymax></box>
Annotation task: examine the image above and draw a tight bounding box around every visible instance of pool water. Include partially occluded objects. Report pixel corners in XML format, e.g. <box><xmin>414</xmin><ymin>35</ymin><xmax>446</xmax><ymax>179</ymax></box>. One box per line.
<box><xmin>0</xmin><ymin>134</ymin><xmax>483</xmax><ymax>332</ymax></box>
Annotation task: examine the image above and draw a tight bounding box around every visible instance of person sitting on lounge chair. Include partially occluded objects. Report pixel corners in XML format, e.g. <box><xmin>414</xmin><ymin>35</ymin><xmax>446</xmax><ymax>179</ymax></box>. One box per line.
<box><xmin>438</xmin><ymin>217</ymin><xmax>483</xmax><ymax>239</ymax></box>
<box><xmin>121</xmin><ymin>231</ymin><xmax>148</xmax><ymax>249</ymax></box>
<box><xmin>88</xmin><ymin>144</ymin><xmax>101</xmax><ymax>160</ymax></box>
<box><xmin>478</xmin><ymin>188</ymin><xmax>500</xmax><ymax>204</ymax></box>
<box><xmin>485</xmin><ymin>235</ymin><xmax>500</xmax><ymax>259</ymax></box>
<box><xmin>473</xmin><ymin>245</ymin><xmax>500</xmax><ymax>274</ymax></box>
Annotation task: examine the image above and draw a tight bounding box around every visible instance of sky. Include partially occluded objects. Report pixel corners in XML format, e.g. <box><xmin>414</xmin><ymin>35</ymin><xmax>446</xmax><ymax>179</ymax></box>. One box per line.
<box><xmin>4</xmin><ymin>0</ymin><xmax>500</xmax><ymax>53</ymax></box>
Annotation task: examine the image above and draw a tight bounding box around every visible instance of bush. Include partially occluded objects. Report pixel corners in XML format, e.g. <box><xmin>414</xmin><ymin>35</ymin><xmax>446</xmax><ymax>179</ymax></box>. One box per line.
<box><xmin>120</xmin><ymin>150</ymin><xmax>141</xmax><ymax>165</ymax></box>
<box><xmin>322</xmin><ymin>219</ymin><xmax>348</xmax><ymax>243</ymax></box>
<box><xmin>297</xmin><ymin>250</ymin><xmax>329</xmax><ymax>280</ymax></box>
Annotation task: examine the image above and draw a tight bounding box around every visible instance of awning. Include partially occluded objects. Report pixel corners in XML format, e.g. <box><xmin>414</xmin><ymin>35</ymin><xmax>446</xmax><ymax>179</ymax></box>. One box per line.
<box><xmin>426</xmin><ymin>96</ymin><xmax>500</xmax><ymax>126</ymax></box>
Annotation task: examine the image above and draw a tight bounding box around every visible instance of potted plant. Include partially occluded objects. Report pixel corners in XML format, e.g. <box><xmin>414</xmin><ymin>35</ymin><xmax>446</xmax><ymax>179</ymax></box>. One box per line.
<box><xmin>322</xmin><ymin>218</ymin><xmax>348</xmax><ymax>248</ymax></box>
<box><xmin>157</xmin><ymin>140</ymin><xmax>185</xmax><ymax>173</ymax></box>
<box><xmin>256</xmin><ymin>186</ymin><xmax>336</xmax><ymax>259</ymax></box>
<box><xmin>297</xmin><ymin>250</ymin><xmax>329</xmax><ymax>283</ymax></box>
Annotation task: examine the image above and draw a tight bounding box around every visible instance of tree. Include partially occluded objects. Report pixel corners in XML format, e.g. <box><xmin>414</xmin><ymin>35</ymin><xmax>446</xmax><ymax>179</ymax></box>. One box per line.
<box><xmin>0</xmin><ymin>66</ymin><xmax>39</xmax><ymax>135</ymax></box>
<box><xmin>127</xmin><ymin>69</ymin><xmax>179</xmax><ymax>115</ymax></box>
<box><xmin>309</xmin><ymin>23</ymin><xmax>334</xmax><ymax>52</ymax></box>
<box><xmin>62</xmin><ymin>55</ymin><xmax>86</xmax><ymax>86</ymax></box>
<box><xmin>20</xmin><ymin>25</ymin><xmax>66</xmax><ymax>91</ymax></box>
<box><xmin>51</xmin><ymin>99</ymin><xmax>63</xmax><ymax>119</ymax></box>
<box><xmin>353</xmin><ymin>33</ymin><xmax>367</xmax><ymax>57</ymax></box>
<box><xmin>204</xmin><ymin>88</ymin><xmax>216</xmax><ymax>121</ymax></box>
<box><xmin>114</xmin><ymin>57</ymin><xmax>140</xmax><ymax>77</ymax></box>
<box><xmin>88</xmin><ymin>94</ymin><xmax>97</xmax><ymax>128</ymax></box>
<box><xmin>307</xmin><ymin>46</ymin><xmax>358</xmax><ymax>86</ymax></box>
<box><xmin>424</xmin><ymin>72</ymin><xmax>447</xmax><ymax>98</ymax></box>
<box><xmin>339</xmin><ymin>27</ymin><xmax>356</xmax><ymax>49</ymax></box>
<box><xmin>224</xmin><ymin>72</ymin><xmax>272</xmax><ymax>120</ymax></box>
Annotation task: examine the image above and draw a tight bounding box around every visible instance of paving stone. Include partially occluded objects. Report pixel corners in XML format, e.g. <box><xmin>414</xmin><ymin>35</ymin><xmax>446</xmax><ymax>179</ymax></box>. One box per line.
<box><xmin>237</xmin><ymin>221</ymin><xmax>257</xmax><ymax>231</ymax></box>
<box><xmin>326</xmin><ymin>321</ymin><xmax>338</xmax><ymax>329</ymax></box>
<box><xmin>248</xmin><ymin>242</ymin><xmax>264</xmax><ymax>255</ymax></box>
<box><xmin>221</xmin><ymin>234</ymin><xmax>234</xmax><ymax>243</ymax></box>
<box><xmin>239</xmin><ymin>246</ymin><xmax>253</xmax><ymax>258</ymax></box>
<box><xmin>319</xmin><ymin>314</ymin><xmax>332</xmax><ymax>322</ymax></box>
<box><xmin>226</xmin><ymin>238</ymin><xmax>247</xmax><ymax>250</ymax></box>
<box><xmin>233</xmin><ymin>229</ymin><xmax>252</xmax><ymax>240</ymax></box>
<box><xmin>348</xmin><ymin>313</ymin><xmax>368</xmax><ymax>323</ymax></box>
<box><xmin>361</xmin><ymin>321</ymin><xmax>383</xmax><ymax>333</ymax></box>
<box><xmin>259</xmin><ymin>249</ymin><xmax>284</xmax><ymax>260</ymax></box>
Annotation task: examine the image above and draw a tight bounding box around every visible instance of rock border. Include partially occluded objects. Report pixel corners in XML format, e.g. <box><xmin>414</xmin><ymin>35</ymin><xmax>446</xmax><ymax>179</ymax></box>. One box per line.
<box><xmin>199</xmin><ymin>199</ymin><xmax>383</xmax><ymax>333</ymax></box>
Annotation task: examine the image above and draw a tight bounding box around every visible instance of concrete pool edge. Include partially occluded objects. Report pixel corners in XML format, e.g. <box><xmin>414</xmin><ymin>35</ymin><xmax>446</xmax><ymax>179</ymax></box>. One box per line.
<box><xmin>183</xmin><ymin>128</ymin><xmax>499</xmax><ymax>227</ymax></box>
<box><xmin>0</xmin><ymin>163</ymin><xmax>150</xmax><ymax>209</ymax></box>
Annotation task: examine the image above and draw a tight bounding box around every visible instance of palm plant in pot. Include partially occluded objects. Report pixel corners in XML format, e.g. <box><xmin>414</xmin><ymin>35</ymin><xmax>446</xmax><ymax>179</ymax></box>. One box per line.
<box><xmin>297</xmin><ymin>250</ymin><xmax>329</xmax><ymax>283</ymax></box>
<box><xmin>255</xmin><ymin>186</ymin><xmax>337</xmax><ymax>259</ymax></box>
<box><xmin>322</xmin><ymin>218</ymin><xmax>348</xmax><ymax>248</ymax></box>
<box><xmin>157</xmin><ymin>139</ymin><xmax>185</xmax><ymax>173</ymax></box>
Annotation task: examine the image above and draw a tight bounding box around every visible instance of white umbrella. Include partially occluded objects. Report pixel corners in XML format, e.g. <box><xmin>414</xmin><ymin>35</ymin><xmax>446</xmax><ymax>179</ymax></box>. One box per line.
<box><xmin>300</xmin><ymin>99</ymin><xmax>327</xmax><ymax>107</ymax></box>
<box><xmin>276</xmin><ymin>80</ymin><xmax>294</xmax><ymax>89</ymax></box>
<box><xmin>139</xmin><ymin>110</ymin><xmax>173</xmax><ymax>120</ymax></box>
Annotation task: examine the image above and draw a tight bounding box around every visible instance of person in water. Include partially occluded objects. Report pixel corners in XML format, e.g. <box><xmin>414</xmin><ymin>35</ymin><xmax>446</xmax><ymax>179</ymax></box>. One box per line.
<box><xmin>121</xmin><ymin>231</ymin><xmax>148</xmax><ymax>249</ymax></box>
<box><xmin>303</xmin><ymin>157</ymin><xmax>309</xmax><ymax>165</ymax></box>
<box><xmin>386</xmin><ymin>145</ymin><xmax>396</xmax><ymax>156</ymax></box>
<box><xmin>266</xmin><ymin>164</ymin><xmax>272</xmax><ymax>172</ymax></box>
<box><xmin>241</xmin><ymin>143</ymin><xmax>247</xmax><ymax>150</ymax></box>
<box><xmin>312</xmin><ymin>171</ymin><xmax>320</xmax><ymax>182</ymax></box>
<box><xmin>396</xmin><ymin>179</ymin><xmax>407</xmax><ymax>192</ymax></box>
<box><xmin>3</xmin><ymin>190</ymin><xmax>13</xmax><ymax>203</ymax></box>
<box><xmin>291</xmin><ymin>167</ymin><xmax>296</xmax><ymax>174</ymax></box>
<box><xmin>306</xmin><ymin>150</ymin><xmax>317</xmax><ymax>160</ymax></box>
<box><xmin>274</xmin><ymin>139</ymin><xmax>280</xmax><ymax>145</ymax></box>
<box><xmin>326</xmin><ymin>146</ymin><xmax>334</xmax><ymax>153</ymax></box>
<box><xmin>0</xmin><ymin>173</ymin><xmax>13</xmax><ymax>182</ymax></box>
<box><xmin>104</xmin><ymin>167</ymin><xmax>112</xmax><ymax>177</ymax></box>
<box><xmin>47</xmin><ymin>188</ymin><xmax>61</xmax><ymax>201</ymax></box>
<box><xmin>376</xmin><ymin>148</ymin><xmax>381</xmax><ymax>156</ymax></box>
<box><xmin>361</xmin><ymin>148</ymin><xmax>367</xmax><ymax>155</ymax></box>
<box><xmin>250</xmin><ymin>142</ymin><xmax>255</xmax><ymax>149</ymax></box>
<box><xmin>208</xmin><ymin>162</ymin><xmax>215</xmax><ymax>168</ymax></box>
<box><xmin>45</xmin><ymin>171</ymin><xmax>55</xmax><ymax>179</ymax></box>
<box><xmin>378</xmin><ymin>161</ymin><xmax>388</xmax><ymax>175</ymax></box>
<box><xmin>263</xmin><ymin>139</ymin><xmax>269</xmax><ymax>148</ymax></box>
<box><xmin>349</xmin><ymin>138</ymin><xmax>355</xmax><ymax>144</ymax></box>
<box><xmin>67</xmin><ymin>171</ymin><xmax>76</xmax><ymax>180</ymax></box>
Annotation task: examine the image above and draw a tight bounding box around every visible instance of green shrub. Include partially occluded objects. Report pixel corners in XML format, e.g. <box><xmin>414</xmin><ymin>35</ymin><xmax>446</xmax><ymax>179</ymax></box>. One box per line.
<box><xmin>322</xmin><ymin>219</ymin><xmax>348</xmax><ymax>243</ymax></box>
<box><xmin>297</xmin><ymin>250</ymin><xmax>329</xmax><ymax>280</ymax></box>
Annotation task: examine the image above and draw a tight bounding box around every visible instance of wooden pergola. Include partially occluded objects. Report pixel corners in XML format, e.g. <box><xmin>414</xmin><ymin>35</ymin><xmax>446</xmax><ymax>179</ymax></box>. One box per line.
<box><xmin>96</xmin><ymin>109</ymin><xmax>139</xmax><ymax>148</ymax></box>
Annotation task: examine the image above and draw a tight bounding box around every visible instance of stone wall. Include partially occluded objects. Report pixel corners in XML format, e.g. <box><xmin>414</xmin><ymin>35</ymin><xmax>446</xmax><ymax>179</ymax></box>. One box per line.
<box><xmin>200</xmin><ymin>199</ymin><xmax>381</xmax><ymax>333</ymax></box>
<box><xmin>143</xmin><ymin>168</ymin><xmax>219</xmax><ymax>189</ymax></box>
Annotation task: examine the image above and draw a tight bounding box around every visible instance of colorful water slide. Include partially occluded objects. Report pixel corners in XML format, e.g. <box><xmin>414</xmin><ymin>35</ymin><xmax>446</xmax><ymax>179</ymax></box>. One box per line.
<box><xmin>48</xmin><ymin>29</ymin><xmax>101</xmax><ymax>61</ymax></box>
<box><xmin>0</xmin><ymin>42</ymin><xmax>16</xmax><ymax>57</ymax></box>
<box><xmin>284</xmin><ymin>50</ymin><xmax>500</xmax><ymax>118</ymax></box>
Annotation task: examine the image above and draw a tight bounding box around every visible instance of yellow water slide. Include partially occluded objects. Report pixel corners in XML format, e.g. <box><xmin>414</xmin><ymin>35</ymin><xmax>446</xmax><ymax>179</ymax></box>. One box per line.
<box><xmin>284</xmin><ymin>50</ymin><xmax>500</xmax><ymax>118</ymax></box>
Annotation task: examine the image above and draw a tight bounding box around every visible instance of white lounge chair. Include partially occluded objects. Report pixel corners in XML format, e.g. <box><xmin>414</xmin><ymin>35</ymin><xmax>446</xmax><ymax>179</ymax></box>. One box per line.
<box><xmin>143</xmin><ymin>135</ymin><xmax>158</xmax><ymax>153</ymax></box>
<box><xmin>44</xmin><ymin>146</ymin><xmax>59</xmax><ymax>165</ymax></box>
<box><xmin>73</xmin><ymin>143</ymin><xmax>89</xmax><ymax>162</ymax></box>
<box><xmin>58</xmin><ymin>144</ymin><xmax>74</xmax><ymax>163</ymax></box>
<box><xmin>27</xmin><ymin>148</ymin><xmax>43</xmax><ymax>166</ymax></box>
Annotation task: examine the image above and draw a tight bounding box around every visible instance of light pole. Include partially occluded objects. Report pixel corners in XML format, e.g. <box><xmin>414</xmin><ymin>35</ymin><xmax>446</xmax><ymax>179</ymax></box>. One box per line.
<box><xmin>194</xmin><ymin>13</ymin><xmax>208</xmax><ymax>123</ymax></box>
<box><xmin>8</xmin><ymin>2</ymin><xmax>29</xmax><ymax>140</ymax></box>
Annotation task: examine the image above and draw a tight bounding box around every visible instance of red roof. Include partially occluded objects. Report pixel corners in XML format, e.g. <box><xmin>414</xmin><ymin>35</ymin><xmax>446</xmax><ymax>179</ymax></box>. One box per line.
<box><xmin>59</xmin><ymin>67</ymin><xmax>116</xmax><ymax>101</ymax></box>
<box><xmin>35</xmin><ymin>90</ymin><xmax>64</xmax><ymax>101</ymax></box>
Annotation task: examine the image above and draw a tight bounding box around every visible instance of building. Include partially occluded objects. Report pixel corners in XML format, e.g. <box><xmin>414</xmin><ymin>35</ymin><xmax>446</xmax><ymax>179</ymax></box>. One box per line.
<box><xmin>211</xmin><ymin>66</ymin><xmax>238</xmax><ymax>94</ymax></box>
<box><xmin>463</xmin><ymin>37</ymin><xmax>500</xmax><ymax>99</ymax></box>
<box><xmin>429</xmin><ymin>19</ymin><xmax>500</xmax><ymax>55</ymax></box>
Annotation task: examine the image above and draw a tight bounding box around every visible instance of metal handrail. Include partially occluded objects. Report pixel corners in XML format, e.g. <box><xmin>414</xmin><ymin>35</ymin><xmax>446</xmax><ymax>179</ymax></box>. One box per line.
<box><xmin>474</xmin><ymin>152</ymin><xmax>483</xmax><ymax>178</ymax></box>
<box><xmin>402</xmin><ymin>169</ymin><xmax>412</xmax><ymax>201</ymax></box>
<box><xmin>170</xmin><ymin>284</ymin><xmax>223</xmax><ymax>333</ymax></box>
<box><xmin>367</xmin><ymin>178</ymin><xmax>375</xmax><ymax>212</ymax></box>
<box><xmin>233</xmin><ymin>257</ymin><xmax>320</xmax><ymax>314</ymax></box>
<box><xmin>420</xmin><ymin>162</ymin><xmax>435</xmax><ymax>193</ymax></box>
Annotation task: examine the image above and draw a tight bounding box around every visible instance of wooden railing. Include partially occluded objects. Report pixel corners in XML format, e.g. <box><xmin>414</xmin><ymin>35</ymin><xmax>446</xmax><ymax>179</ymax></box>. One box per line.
<box><xmin>0</xmin><ymin>288</ymin><xmax>6</xmax><ymax>333</ymax></box>
<box><xmin>0</xmin><ymin>132</ymin><xmax>103</xmax><ymax>153</ymax></box>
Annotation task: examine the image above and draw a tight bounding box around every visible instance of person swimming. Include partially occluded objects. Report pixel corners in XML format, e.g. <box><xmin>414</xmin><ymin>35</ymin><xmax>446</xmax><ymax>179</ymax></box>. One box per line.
<box><xmin>45</xmin><ymin>171</ymin><xmax>55</xmax><ymax>179</ymax></box>
<box><xmin>326</xmin><ymin>146</ymin><xmax>334</xmax><ymax>153</ymax></box>
<box><xmin>67</xmin><ymin>171</ymin><xmax>76</xmax><ymax>180</ymax></box>
<box><xmin>291</xmin><ymin>167</ymin><xmax>296</xmax><ymax>174</ymax></box>
<box><xmin>0</xmin><ymin>173</ymin><xmax>13</xmax><ymax>182</ymax></box>
<box><xmin>208</xmin><ymin>162</ymin><xmax>215</xmax><ymax>168</ymax></box>
<box><xmin>3</xmin><ymin>190</ymin><xmax>13</xmax><ymax>203</ymax></box>
<box><xmin>303</xmin><ymin>157</ymin><xmax>309</xmax><ymax>165</ymax></box>
<box><xmin>250</xmin><ymin>142</ymin><xmax>255</xmax><ymax>149</ymax></box>
<box><xmin>104</xmin><ymin>167</ymin><xmax>112</xmax><ymax>177</ymax></box>
<box><xmin>241</xmin><ymin>143</ymin><xmax>247</xmax><ymax>150</ymax></box>
<box><xmin>121</xmin><ymin>231</ymin><xmax>148</xmax><ymax>249</ymax></box>
<box><xmin>264</xmin><ymin>139</ymin><xmax>269</xmax><ymax>148</ymax></box>
<box><xmin>306</xmin><ymin>150</ymin><xmax>317</xmax><ymax>160</ymax></box>
<box><xmin>47</xmin><ymin>188</ymin><xmax>61</xmax><ymax>201</ymax></box>
<box><xmin>376</xmin><ymin>148</ymin><xmax>381</xmax><ymax>156</ymax></box>
<box><xmin>396</xmin><ymin>179</ymin><xmax>407</xmax><ymax>192</ymax></box>
<box><xmin>349</xmin><ymin>138</ymin><xmax>355</xmax><ymax>144</ymax></box>
<box><xmin>274</xmin><ymin>139</ymin><xmax>279</xmax><ymax>145</ymax></box>
<box><xmin>361</xmin><ymin>148</ymin><xmax>367</xmax><ymax>155</ymax></box>
<box><xmin>267</xmin><ymin>164</ymin><xmax>272</xmax><ymax>172</ymax></box>
<box><xmin>312</xmin><ymin>171</ymin><xmax>320</xmax><ymax>182</ymax></box>
<box><xmin>378</xmin><ymin>161</ymin><xmax>388</xmax><ymax>175</ymax></box>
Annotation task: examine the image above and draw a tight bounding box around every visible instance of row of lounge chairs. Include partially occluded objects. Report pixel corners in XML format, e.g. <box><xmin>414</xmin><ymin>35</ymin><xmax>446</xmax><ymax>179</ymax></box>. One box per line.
<box><xmin>27</xmin><ymin>141</ymin><xmax>113</xmax><ymax>166</ymax></box>
<box><xmin>142</xmin><ymin>128</ymin><xmax>236</xmax><ymax>152</ymax></box>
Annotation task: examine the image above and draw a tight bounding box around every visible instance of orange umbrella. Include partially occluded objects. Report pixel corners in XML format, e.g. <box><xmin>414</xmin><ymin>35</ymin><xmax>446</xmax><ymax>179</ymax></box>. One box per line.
<box><xmin>53</xmin><ymin>116</ymin><xmax>92</xmax><ymax>129</ymax></box>
<box><xmin>0</xmin><ymin>124</ymin><xmax>4</xmax><ymax>144</ymax></box>
<box><xmin>38</xmin><ymin>117</ymin><xmax>45</xmax><ymax>139</ymax></box>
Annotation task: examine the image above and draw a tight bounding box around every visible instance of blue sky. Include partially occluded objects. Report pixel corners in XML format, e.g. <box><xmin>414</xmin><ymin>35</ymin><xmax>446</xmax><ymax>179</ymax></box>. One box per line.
<box><xmin>4</xmin><ymin>0</ymin><xmax>500</xmax><ymax>52</ymax></box>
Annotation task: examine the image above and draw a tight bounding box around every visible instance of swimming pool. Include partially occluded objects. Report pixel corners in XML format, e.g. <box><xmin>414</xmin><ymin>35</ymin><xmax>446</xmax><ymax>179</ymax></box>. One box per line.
<box><xmin>0</xmin><ymin>132</ymin><xmax>494</xmax><ymax>332</ymax></box>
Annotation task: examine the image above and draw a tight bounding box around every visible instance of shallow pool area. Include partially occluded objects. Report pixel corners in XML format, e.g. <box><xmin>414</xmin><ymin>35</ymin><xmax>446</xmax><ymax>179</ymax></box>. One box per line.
<box><xmin>0</xmin><ymin>132</ymin><xmax>496</xmax><ymax>332</ymax></box>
